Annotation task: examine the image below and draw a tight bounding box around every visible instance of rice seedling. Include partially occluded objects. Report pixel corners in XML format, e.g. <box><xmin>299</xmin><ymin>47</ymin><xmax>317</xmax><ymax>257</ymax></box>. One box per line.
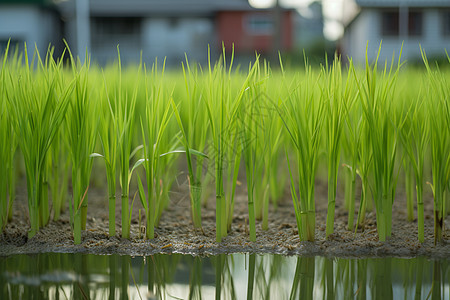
<box><xmin>118</xmin><ymin>73</ymin><xmax>141</xmax><ymax>239</ymax></box>
<box><xmin>48</xmin><ymin>129</ymin><xmax>71</xmax><ymax>221</ymax></box>
<box><xmin>203</xmin><ymin>50</ymin><xmax>231</xmax><ymax>243</ymax></box>
<box><xmin>321</xmin><ymin>55</ymin><xmax>351</xmax><ymax>237</ymax></box>
<box><xmin>263</xmin><ymin>94</ymin><xmax>287</xmax><ymax>211</ymax></box>
<box><xmin>138</xmin><ymin>59</ymin><xmax>174</xmax><ymax>239</ymax></box>
<box><xmin>234</xmin><ymin>56</ymin><xmax>273</xmax><ymax>240</ymax></box>
<box><xmin>64</xmin><ymin>47</ymin><xmax>98</xmax><ymax>244</ymax></box>
<box><xmin>154</xmin><ymin>135</ymin><xmax>180</xmax><ymax>227</ymax></box>
<box><xmin>340</xmin><ymin>61</ymin><xmax>363</xmax><ymax>231</ymax></box>
<box><xmin>223</xmin><ymin>104</ymin><xmax>242</xmax><ymax>235</ymax></box>
<box><xmin>352</xmin><ymin>45</ymin><xmax>404</xmax><ymax>241</ymax></box>
<box><xmin>5</xmin><ymin>44</ymin><xmax>73</xmax><ymax>238</ymax></box>
<box><xmin>92</xmin><ymin>95</ymin><xmax>118</xmax><ymax>237</ymax></box>
<box><xmin>251</xmin><ymin>70</ymin><xmax>290</xmax><ymax>215</ymax></box>
<box><xmin>0</xmin><ymin>48</ymin><xmax>9</xmax><ymax>231</ymax></box>
<box><xmin>403</xmin><ymin>160</ymin><xmax>415</xmax><ymax>222</ymax></box>
<box><xmin>3</xmin><ymin>114</ymin><xmax>17</xmax><ymax>227</ymax></box>
<box><xmin>170</xmin><ymin>98</ymin><xmax>208</xmax><ymax>230</ymax></box>
<box><xmin>398</xmin><ymin>92</ymin><xmax>429</xmax><ymax>242</ymax></box>
<box><xmin>353</xmin><ymin>108</ymin><xmax>373</xmax><ymax>232</ymax></box>
<box><xmin>1</xmin><ymin>44</ymin><xmax>20</xmax><ymax>227</ymax></box>
<box><xmin>97</xmin><ymin>49</ymin><xmax>143</xmax><ymax>239</ymax></box>
<box><xmin>421</xmin><ymin>48</ymin><xmax>450</xmax><ymax>244</ymax></box>
<box><xmin>204</xmin><ymin>47</ymin><xmax>256</xmax><ymax>242</ymax></box>
<box><xmin>174</xmin><ymin>56</ymin><xmax>212</xmax><ymax>230</ymax></box>
<box><xmin>238</xmin><ymin>67</ymin><xmax>259</xmax><ymax>241</ymax></box>
<box><xmin>278</xmin><ymin>58</ymin><xmax>325</xmax><ymax>242</ymax></box>
<box><xmin>246</xmin><ymin>59</ymin><xmax>280</xmax><ymax>231</ymax></box>
<box><xmin>0</xmin><ymin>141</ymin><xmax>8</xmax><ymax>231</ymax></box>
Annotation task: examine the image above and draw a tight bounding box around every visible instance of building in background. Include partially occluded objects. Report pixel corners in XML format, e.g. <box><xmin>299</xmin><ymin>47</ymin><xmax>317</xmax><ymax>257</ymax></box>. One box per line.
<box><xmin>0</xmin><ymin>0</ymin><xmax>297</xmax><ymax>66</ymax></box>
<box><xmin>0</xmin><ymin>0</ymin><xmax>62</xmax><ymax>55</ymax></box>
<box><xmin>342</xmin><ymin>0</ymin><xmax>450</xmax><ymax>64</ymax></box>
<box><xmin>217</xmin><ymin>8</ymin><xmax>293</xmax><ymax>56</ymax></box>
<box><xmin>294</xmin><ymin>1</ymin><xmax>324</xmax><ymax>53</ymax></box>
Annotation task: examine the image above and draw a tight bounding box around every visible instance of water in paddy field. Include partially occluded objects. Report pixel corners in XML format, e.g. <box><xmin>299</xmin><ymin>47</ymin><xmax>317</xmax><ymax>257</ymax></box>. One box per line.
<box><xmin>0</xmin><ymin>253</ymin><xmax>448</xmax><ymax>300</ymax></box>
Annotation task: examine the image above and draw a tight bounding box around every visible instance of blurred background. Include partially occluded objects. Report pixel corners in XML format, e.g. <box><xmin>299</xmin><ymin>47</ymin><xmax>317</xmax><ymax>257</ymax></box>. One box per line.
<box><xmin>0</xmin><ymin>0</ymin><xmax>449</xmax><ymax>66</ymax></box>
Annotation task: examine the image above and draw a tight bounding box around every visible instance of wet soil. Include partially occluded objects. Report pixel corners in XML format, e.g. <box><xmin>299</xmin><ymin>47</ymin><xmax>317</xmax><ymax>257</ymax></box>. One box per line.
<box><xmin>1</xmin><ymin>177</ymin><xmax>449</xmax><ymax>258</ymax></box>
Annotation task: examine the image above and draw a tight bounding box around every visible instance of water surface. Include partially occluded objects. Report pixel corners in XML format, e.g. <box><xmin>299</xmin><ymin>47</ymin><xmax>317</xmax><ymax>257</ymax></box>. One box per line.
<box><xmin>1</xmin><ymin>253</ymin><xmax>448</xmax><ymax>299</ymax></box>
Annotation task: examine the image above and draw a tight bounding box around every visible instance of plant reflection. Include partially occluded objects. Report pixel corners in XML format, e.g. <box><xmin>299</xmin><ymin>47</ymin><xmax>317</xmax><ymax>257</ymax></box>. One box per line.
<box><xmin>0</xmin><ymin>253</ymin><xmax>448</xmax><ymax>299</ymax></box>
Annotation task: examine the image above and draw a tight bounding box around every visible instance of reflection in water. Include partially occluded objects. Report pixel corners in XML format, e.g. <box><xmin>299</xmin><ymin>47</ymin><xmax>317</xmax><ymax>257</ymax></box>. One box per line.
<box><xmin>0</xmin><ymin>253</ymin><xmax>448</xmax><ymax>299</ymax></box>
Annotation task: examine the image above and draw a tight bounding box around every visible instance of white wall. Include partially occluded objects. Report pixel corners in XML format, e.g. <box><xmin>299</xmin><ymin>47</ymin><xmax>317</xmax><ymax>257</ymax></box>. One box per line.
<box><xmin>344</xmin><ymin>8</ymin><xmax>450</xmax><ymax>65</ymax></box>
<box><xmin>420</xmin><ymin>9</ymin><xmax>450</xmax><ymax>56</ymax></box>
<box><xmin>343</xmin><ymin>9</ymin><xmax>379</xmax><ymax>64</ymax></box>
<box><xmin>0</xmin><ymin>5</ymin><xmax>59</xmax><ymax>56</ymax></box>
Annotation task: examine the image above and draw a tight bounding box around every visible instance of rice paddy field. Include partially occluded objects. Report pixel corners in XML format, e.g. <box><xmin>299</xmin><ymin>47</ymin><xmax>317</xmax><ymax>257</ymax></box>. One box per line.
<box><xmin>0</xmin><ymin>44</ymin><xmax>449</xmax><ymax>261</ymax></box>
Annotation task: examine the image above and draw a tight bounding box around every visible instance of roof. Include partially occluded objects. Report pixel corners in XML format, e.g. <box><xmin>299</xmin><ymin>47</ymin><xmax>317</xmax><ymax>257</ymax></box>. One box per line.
<box><xmin>57</xmin><ymin>0</ymin><xmax>286</xmax><ymax>17</ymax></box>
<box><xmin>356</xmin><ymin>0</ymin><xmax>450</xmax><ymax>8</ymax></box>
<box><xmin>88</xmin><ymin>0</ymin><xmax>254</xmax><ymax>16</ymax></box>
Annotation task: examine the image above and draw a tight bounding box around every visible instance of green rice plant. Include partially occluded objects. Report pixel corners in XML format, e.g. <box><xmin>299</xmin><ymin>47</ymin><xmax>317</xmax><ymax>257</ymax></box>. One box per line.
<box><xmin>5</xmin><ymin>114</ymin><xmax>17</xmax><ymax>226</ymax></box>
<box><xmin>340</xmin><ymin>64</ymin><xmax>363</xmax><ymax>231</ymax></box>
<box><xmin>238</xmin><ymin>73</ymin><xmax>258</xmax><ymax>240</ymax></box>
<box><xmin>278</xmin><ymin>60</ymin><xmax>325</xmax><ymax>242</ymax></box>
<box><xmin>170</xmin><ymin>98</ymin><xmax>208</xmax><ymax>230</ymax></box>
<box><xmin>0</xmin><ymin>50</ymin><xmax>9</xmax><ymax>231</ymax></box>
<box><xmin>403</xmin><ymin>159</ymin><xmax>415</xmax><ymax>222</ymax></box>
<box><xmin>221</xmin><ymin>68</ymin><xmax>254</xmax><ymax>235</ymax></box>
<box><xmin>138</xmin><ymin>59</ymin><xmax>174</xmax><ymax>239</ymax></box>
<box><xmin>248</xmin><ymin>59</ymin><xmax>282</xmax><ymax>231</ymax></box>
<box><xmin>48</xmin><ymin>129</ymin><xmax>71</xmax><ymax>221</ymax></box>
<box><xmin>148</xmin><ymin>74</ymin><xmax>183</xmax><ymax>223</ymax></box>
<box><xmin>92</xmin><ymin>81</ymin><xmax>118</xmax><ymax>237</ymax></box>
<box><xmin>0</xmin><ymin>135</ymin><xmax>8</xmax><ymax>231</ymax></box>
<box><xmin>118</xmin><ymin>72</ymin><xmax>140</xmax><ymax>239</ymax></box>
<box><xmin>398</xmin><ymin>93</ymin><xmax>429</xmax><ymax>243</ymax></box>
<box><xmin>421</xmin><ymin>49</ymin><xmax>450</xmax><ymax>244</ymax></box>
<box><xmin>237</xmin><ymin>57</ymin><xmax>266</xmax><ymax>241</ymax></box>
<box><xmin>6</xmin><ymin>147</ymin><xmax>17</xmax><ymax>224</ymax></box>
<box><xmin>91</xmin><ymin>63</ymin><xmax>126</xmax><ymax>236</ymax></box>
<box><xmin>175</xmin><ymin>57</ymin><xmax>212</xmax><ymax>229</ymax></box>
<box><xmin>39</xmin><ymin>50</ymin><xmax>70</xmax><ymax>223</ymax></box>
<box><xmin>321</xmin><ymin>55</ymin><xmax>351</xmax><ymax>237</ymax></box>
<box><xmin>265</xmin><ymin>104</ymin><xmax>287</xmax><ymax>210</ymax></box>
<box><xmin>101</xmin><ymin>49</ymin><xmax>142</xmax><ymax>239</ymax></box>
<box><xmin>1</xmin><ymin>45</ymin><xmax>20</xmax><ymax>225</ymax></box>
<box><xmin>204</xmin><ymin>53</ymin><xmax>229</xmax><ymax>242</ymax></box>
<box><xmin>223</xmin><ymin>108</ymin><xmax>242</xmax><ymax>234</ymax></box>
<box><xmin>203</xmin><ymin>47</ymin><xmax>257</xmax><ymax>242</ymax></box>
<box><xmin>5</xmin><ymin>44</ymin><xmax>73</xmax><ymax>238</ymax></box>
<box><xmin>203</xmin><ymin>50</ymin><xmax>229</xmax><ymax>242</ymax></box>
<box><xmin>352</xmin><ymin>46</ymin><xmax>404</xmax><ymax>241</ymax></box>
<box><xmin>257</xmin><ymin>71</ymin><xmax>290</xmax><ymax>212</ymax></box>
<box><xmin>154</xmin><ymin>137</ymin><xmax>180</xmax><ymax>227</ymax></box>
<box><xmin>65</xmin><ymin>48</ymin><xmax>98</xmax><ymax>244</ymax></box>
<box><xmin>354</xmin><ymin>111</ymin><xmax>373</xmax><ymax>231</ymax></box>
